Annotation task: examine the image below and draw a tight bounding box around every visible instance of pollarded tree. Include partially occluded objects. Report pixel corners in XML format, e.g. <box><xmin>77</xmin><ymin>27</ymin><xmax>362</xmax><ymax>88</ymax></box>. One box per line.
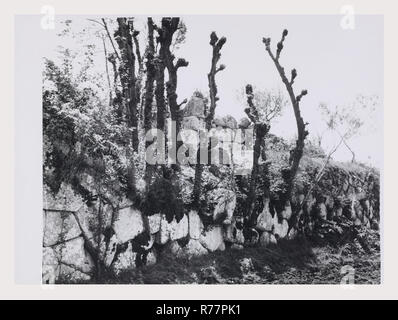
<box><xmin>237</xmin><ymin>87</ymin><xmax>286</xmax><ymax>124</ymax></box>
<box><xmin>156</xmin><ymin>17</ymin><xmax>189</xmax><ymax>171</ymax></box>
<box><xmin>192</xmin><ymin>31</ymin><xmax>227</xmax><ymax>209</ymax></box>
<box><xmin>143</xmin><ymin>17</ymin><xmax>156</xmax><ymax>185</ymax></box>
<box><xmin>244</xmin><ymin>85</ymin><xmax>270</xmax><ymax>223</ymax></box>
<box><xmin>114</xmin><ymin>18</ymin><xmax>140</xmax><ymax>152</ymax></box>
<box><xmin>241</xmin><ymin>85</ymin><xmax>287</xmax><ymax>224</ymax></box>
<box><xmin>263</xmin><ymin>29</ymin><xmax>309</xmax><ymax>204</ymax></box>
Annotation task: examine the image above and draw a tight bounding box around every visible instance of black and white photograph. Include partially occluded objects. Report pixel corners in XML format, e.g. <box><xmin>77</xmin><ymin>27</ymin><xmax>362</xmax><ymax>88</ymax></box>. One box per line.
<box><xmin>38</xmin><ymin>13</ymin><xmax>383</xmax><ymax>285</ymax></box>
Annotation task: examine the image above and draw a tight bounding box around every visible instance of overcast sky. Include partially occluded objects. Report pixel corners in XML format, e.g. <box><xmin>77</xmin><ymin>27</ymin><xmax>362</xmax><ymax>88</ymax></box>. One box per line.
<box><xmin>43</xmin><ymin>15</ymin><xmax>383</xmax><ymax>168</ymax></box>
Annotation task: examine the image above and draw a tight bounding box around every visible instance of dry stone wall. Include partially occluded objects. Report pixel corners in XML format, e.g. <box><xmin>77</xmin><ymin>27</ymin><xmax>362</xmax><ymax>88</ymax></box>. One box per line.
<box><xmin>43</xmin><ymin>161</ymin><xmax>379</xmax><ymax>284</ymax></box>
<box><xmin>42</xmin><ymin>94</ymin><xmax>380</xmax><ymax>283</ymax></box>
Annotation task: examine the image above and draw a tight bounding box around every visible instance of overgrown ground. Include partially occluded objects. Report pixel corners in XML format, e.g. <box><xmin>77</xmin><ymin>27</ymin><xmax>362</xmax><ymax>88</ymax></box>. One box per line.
<box><xmin>84</xmin><ymin>229</ymin><xmax>380</xmax><ymax>285</ymax></box>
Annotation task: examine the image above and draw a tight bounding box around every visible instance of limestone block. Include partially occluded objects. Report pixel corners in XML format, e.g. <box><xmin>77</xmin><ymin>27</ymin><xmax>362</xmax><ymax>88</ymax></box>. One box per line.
<box><xmin>114</xmin><ymin>207</ymin><xmax>144</xmax><ymax>243</ymax></box>
<box><xmin>43</xmin><ymin>183</ymin><xmax>84</xmax><ymax>212</ymax></box>
<box><xmin>112</xmin><ymin>242</ymin><xmax>137</xmax><ymax>273</ymax></box>
<box><xmin>147</xmin><ymin>213</ymin><xmax>161</xmax><ymax>234</ymax></box>
<box><xmin>200</xmin><ymin>226</ymin><xmax>225</xmax><ymax>252</ymax></box>
<box><xmin>53</xmin><ymin>237</ymin><xmax>94</xmax><ymax>274</ymax></box>
<box><xmin>42</xmin><ymin>247</ymin><xmax>60</xmax><ymax>284</ymax></box>
<box><xmin>155</xmin><ymin>214</ymin><xmax>171</xmax><ymax>245</ymax></box>
<box><xmin>256</xmin><ymin>200</ymin><xmax>274</xmax><ymax>232</ymax></box>
<box><xmin>169</xmin><ymin>214</ymin><xmax>189</xmax><ymax>241</ymax></box>
<box><xmin>188</xmin><ymin>210</ymin><xmax>204</xmax><ymax>240</ymax></box>
<box><xmin>43</xmin><ymin>211</ymin><xmax>81</xmax><ymax>247</ymax></box>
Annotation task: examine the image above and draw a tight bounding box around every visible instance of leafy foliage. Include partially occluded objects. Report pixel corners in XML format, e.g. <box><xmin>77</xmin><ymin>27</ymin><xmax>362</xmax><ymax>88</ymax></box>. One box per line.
<box><xmin>43</xmin><ymin>57</ymin><xmax>131</xmax><ymax>200</ymax></box>
<box><xmin>237</xmin><ymin>87</ymin><xmax>287</xmax><ymax>123</ymax></box>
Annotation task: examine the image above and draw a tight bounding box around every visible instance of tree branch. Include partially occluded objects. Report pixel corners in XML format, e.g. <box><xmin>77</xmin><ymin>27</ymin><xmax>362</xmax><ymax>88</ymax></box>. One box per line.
<box><xmin>263</xmin><ymin>29</ymin><xmax>309</xmax><ymax>202</ymax></box>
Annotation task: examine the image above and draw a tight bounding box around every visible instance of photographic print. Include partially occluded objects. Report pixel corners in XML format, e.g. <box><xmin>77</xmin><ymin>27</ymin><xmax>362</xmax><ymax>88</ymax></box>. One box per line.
<box><xmin>41</xmin><ymin>14</ymin><xmax>382</xmax><ymax>284</ymax></box>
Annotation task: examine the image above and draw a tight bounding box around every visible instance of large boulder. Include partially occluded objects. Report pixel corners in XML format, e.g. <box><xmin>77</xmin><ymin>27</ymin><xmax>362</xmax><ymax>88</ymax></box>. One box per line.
<box><xmin>213</xmin><ymin>115</ymin><xmax>225</xmax><ymax>128</ymax></box>
<box><xmin>43</xmin><ymin>183</ymin><xmax>84</xmax><ymax>212</ymax></box>
<box><xmin>156</xmin><ymin>214</ymin><xmax>171</xmax><ymax>245</ymax></box>
<box><xmin>146</xmin><ymin>213</ymin><xmax>162</xmax><ymax>234</ymax></box>
<box><xmin>156</xmin><ymin>214</ymin><xmax>189</xmax><ymax>244</ymax></box>
<box><xmin>112</xmin><ymin>242</ymin><xmax>137</xmax><ymax>274</ymax></box>
<box><xmin>166</xmin><ymin>239</ymin><xmax>208</xmax><ymax>258</ymax></box>
<box><xmin>113</xmin><ymin>207</ymin><xmax>144</xmax><ymax>243</ymax></box>
<box><xmin>200</xmin><ymin>226</ymin><xmax>225</xmax><ymax>252</ymax></box>
<box><xmin>54</xmin><ymin>237</ymin><xmax>94</xmax><ymax>274</ymax></box>
<box><xmin>222</xmin><ymin>115</ymin><xmax>238</xmax><ymax>129</ymax></box>
<box><xmin>169</xmin><ymin>214</ymin><xmax>189</xmax><ymax>241</ymax></box>
<box><xmin>43</xmin><ymin>211</ymin><xmax>81</xmax><ymax>247</ymax></box>
<box><xmin>188</xmin><ymin>210</ymin><xmax>204</xmax><ymax>240</ymax></box>
<box><xmin>42</xmin><ymin>247</ymin><xmax>60</xmax><ymax>284</ymax></box>
<box><xmin>58</xmin><ymin>264</ymin><xmax>91</xmax><ymax>282</ymax></box>
<box><xmin>43</xmin><ymin>236</ymin><xmax>94</xmax><ymax>283</ymax></box>
<box><xmin>238</xmin><ymin>117</ymin><xmax>251</xmax><ymax>129</ymax></box>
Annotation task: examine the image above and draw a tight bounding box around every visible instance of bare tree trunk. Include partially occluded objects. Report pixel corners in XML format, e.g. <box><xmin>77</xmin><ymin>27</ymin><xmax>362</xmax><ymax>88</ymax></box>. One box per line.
<box><xmin>115</xmin><ymin>17</ymin><xmax>139</xmax><ymax>152</ymax></box>
<box><xmin>114</xmin><ymin>18</ymin><xmax>140</xmax><ymax>198</ymax></box>
<box><xmin>192</xmin><ymin>32</ymin><xmax>226</xmax><ymax>208</ymax></box>
<box><xmin>108</xmin><ymin>54</ymin><xmax>124</xmax><ymax>124</ymax></box>
<box><xmin>157</xmin><ymin>18</ymin><xmax>189</xmax><ymax>171</ymax></box>
<box><xmin>143</xmin><ymin>18</ymin><xmax>156</xmax><ymax>185</ymax></box>
<box><xmin>101</xmin><ymin>36</ymin><xmax>113</xmax><ymax>106</ymax></box>
<box><xmin>243</xmin><ymin>84</ymin><xmax>270</xmax><ymax>224</ymax></box>
<box><xmin>263</xmin><ymin>30</ymin><xmax>309</xmax><ymax>203</ymax></box>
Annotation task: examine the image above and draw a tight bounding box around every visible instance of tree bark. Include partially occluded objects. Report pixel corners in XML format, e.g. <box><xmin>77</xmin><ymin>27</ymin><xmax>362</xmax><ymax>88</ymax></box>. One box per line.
<box><xmin>158</xmin><ymin>18</ymin><xmax>189</xmax><ymax>171</ymax></box>
<box><xmin>243</xmin><ymin>84</ymin><xmax>270</xmax><ymax>224</ymax></box>
<box><xmin>263</xmin><ymin>30</ymin><xmax>309</xmax><ymax>203</ymax></box>
<box><xmin>192</xmin><ymin>32</ymin><xmax>226</xmax><ymax>208</ymax></box>
<box><xmin>143</xmin><ymin>18</ymin><xmax>156</xmax><ymax>185</ymax></box>
<box><xmin>115</xmin><ymin>18</ymin><xmax>139</xmax><ymax>152</ymax></box>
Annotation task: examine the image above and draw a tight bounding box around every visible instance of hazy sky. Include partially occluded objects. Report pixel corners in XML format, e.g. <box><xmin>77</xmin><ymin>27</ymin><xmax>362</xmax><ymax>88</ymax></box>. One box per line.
<box><xmin>43</xmin><ymin>15</ymin><xmax>383</xmax><ymax>167</ymax></box>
